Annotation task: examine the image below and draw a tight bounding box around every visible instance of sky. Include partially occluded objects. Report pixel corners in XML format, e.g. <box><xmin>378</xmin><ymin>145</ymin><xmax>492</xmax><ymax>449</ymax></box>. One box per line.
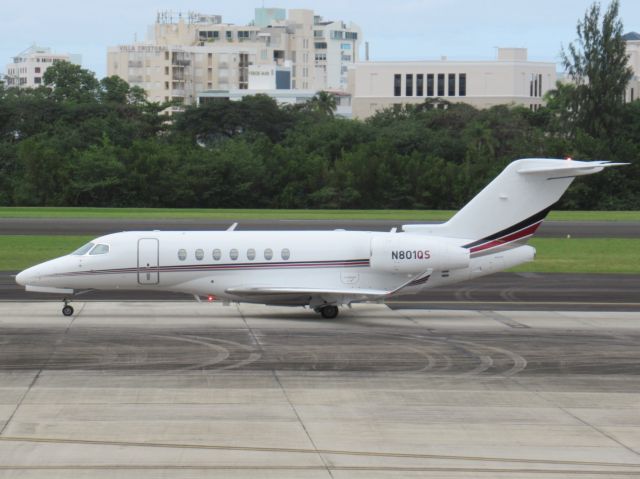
<box><xmin>2</xmin><ymin>0</ymin><xmax>640</xmax><ymax>78</ymax></box>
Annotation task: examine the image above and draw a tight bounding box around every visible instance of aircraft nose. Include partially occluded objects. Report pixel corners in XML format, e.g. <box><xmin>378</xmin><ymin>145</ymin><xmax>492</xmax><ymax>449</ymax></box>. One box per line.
<box><xmin>15</xmin><ymin>266</ymin><xmax>38</xmax><ymax>286</ymax></box>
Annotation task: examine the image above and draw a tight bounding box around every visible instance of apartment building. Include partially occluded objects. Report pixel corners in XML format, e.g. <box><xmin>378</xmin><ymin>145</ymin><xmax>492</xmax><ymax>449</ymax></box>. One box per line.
<box><xmin>349</xmin><ymin>48</ymin><xmax>556</xmax><ymax>119</ymax></box>
<box><xmin>107</xmin><ymin>8</ymin><xmax>361</xmax><ymax>108</ymax></box>
<box><xmin>5</xmin><ymin>45</ymin><xmax>81</xmax><ymax>88</ymax></box>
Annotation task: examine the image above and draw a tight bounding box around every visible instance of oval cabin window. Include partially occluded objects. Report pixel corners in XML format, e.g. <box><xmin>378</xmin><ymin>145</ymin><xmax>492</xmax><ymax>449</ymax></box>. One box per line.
<box><xmin>212</xmin><ymin>248</ymin><xmax>221</xmax><ymax>261</ymax></box>
<box><xmin>195</xmin><ymin>249</ymin><xmax>204</xmax><ymax>261</ymax></box>
<box><xmin>247</xmin><ymin>248</ymin><xmax>256</xmax><ymax>260</ymax></box>
<box><xmin>264</xmin><ymin>248</ymin><xmax>273</xmax><ymax>260</ymax></box>
<box><xmin>178</xmin><ymin>249</ymin><xmax>187</xmax><ymax>261</ymax></box>
<box><xmin>281</xmin><ymin>248</ymin><xmax>290</xmax><ymax>260</ymax></box>
<box><xmin>229</xmin><ymin>249</ymin><xmax>239</xmax><ymax>260</ymax></box>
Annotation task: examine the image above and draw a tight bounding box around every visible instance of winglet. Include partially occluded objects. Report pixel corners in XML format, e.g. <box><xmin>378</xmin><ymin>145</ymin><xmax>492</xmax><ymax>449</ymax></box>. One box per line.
<box><xmin>227</xmin><ymin>222</ymin><xmax>238</xmax><ymax>231</ymax></box>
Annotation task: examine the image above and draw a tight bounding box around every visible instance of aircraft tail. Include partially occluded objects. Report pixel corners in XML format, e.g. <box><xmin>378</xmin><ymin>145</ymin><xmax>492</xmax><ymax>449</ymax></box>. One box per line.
<box><xmin>403</xmin><ymin>159</ymin><xmax>626</xmax><ymax>246</ymax></box>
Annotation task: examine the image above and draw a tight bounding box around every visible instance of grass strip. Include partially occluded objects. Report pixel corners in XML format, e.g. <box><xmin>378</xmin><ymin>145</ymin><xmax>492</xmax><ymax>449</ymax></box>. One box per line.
<box><xmin>1</xmin><ymin>236</ymin><xmax>638</xmax><ymax>274</ymax></box>
<box><xmin>0</xmin><ymin>207</ymin><xmax>638</xmax><ymax>222</ymax></box>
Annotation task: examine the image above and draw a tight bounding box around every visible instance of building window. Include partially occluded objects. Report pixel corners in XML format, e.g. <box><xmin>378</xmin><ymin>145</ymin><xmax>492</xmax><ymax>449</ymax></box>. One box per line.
<box><xmin>247</xmin><ymin>248</ymin><xmax>256</xmax><ymax>261</ymax></box>
<box><xmin>34</xmin><ymin>77</ymin><xmax>41</xmax><ymax>84</ymax></box>
<box><xmin>538</xmin><ymin>74</ymin><xmax>543</xmax><ymax>97</ymax></box>
<box><xmin>427</xmin><ymin>74</ymin><xmax>434</xmax><ymax>96</ymax></box>
<box><xmin>264</xmin><ymin>248</ymin><xmax>273</xmax><ymax>260</ymax></box>
<box><xmin>178</xmin><ymin>249</ymin><xmax>187</xmax><ymax>261</ymax></box>
<box><xmin>459</xmin><ymin>73</ymin><xmax>466</xmax><ymax>96</ymax></box>
<box><xmin>437</xmin><ymin>74</ymin><xmax>445</xmax><ymax>96</ymax></box>
<box><xmin>341</xmin><ymin>43</ymin><xmax>352</xmax><ymax>50</ymax></box>
<box><xmin>394</xmin><ymin>74</ymin><xmax>401</xmax><ymax>97</ymax></box>
<box><xmin>416</xmin><ymin>74</ymin><xmax>424</xmax><ymax>96</ymax></box>
<box><xmin>448</xmin><ymin>73</ymin><xmax>455</xmax><ymax>96</ymax></box>
<box><xmin>229</xmin><ymin>249</ymin><xmax>239</xmax><ymax>260</ymax></box>
<box><xmin>315</xmin><ymin>42</ymin><xmax>327</xmax><ymax>49</ymax></box>
<box><xmin>281</xmin><ymin>248</ymin><xmax>290</xmax><ymax>260</ymax></box>
<box><xmin>212</xmin><ymin>248</ymin><xmax>221</xmax><ymax>261</ymax></box>
<box><xmin>35</xmin><ymin>67</ymin><xmax>40</xmax><ymax>73</ymax></box>
<box><xmin>195</xmin><ymin>249</ymin><xmax>204</xmax><ymax>261</ymax></box>
<box><xmin>406</xmin><ymin>74</ymin><xmax>413</xmax><ymax>96</ymax></box>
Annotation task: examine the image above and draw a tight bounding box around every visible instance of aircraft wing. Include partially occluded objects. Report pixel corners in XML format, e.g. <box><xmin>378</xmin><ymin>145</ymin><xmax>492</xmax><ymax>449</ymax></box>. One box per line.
<box><xmin>226</xmin><ymin>286</ymin><xmax>390</xmax><ymax>299</ymax></box>
<box><xmin>225</xmin><ymin>271</ymin><xmax>432</xmax><ymax>304</ymax></box>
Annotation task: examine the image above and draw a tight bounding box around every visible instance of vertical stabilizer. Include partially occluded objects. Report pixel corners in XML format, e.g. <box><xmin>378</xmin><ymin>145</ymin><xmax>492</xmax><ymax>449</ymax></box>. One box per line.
<box><xmin>403</xmin><ymin>158</ymin><xmax>626</xmax><ymax>241</ymax></box>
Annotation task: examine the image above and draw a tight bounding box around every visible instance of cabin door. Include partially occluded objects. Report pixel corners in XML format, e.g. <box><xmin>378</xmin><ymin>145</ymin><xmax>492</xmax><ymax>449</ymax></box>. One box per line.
<box><xmin>138</xmin><ymin>238</ymin><xmax>159</xmax><ymax>285</ymax></box>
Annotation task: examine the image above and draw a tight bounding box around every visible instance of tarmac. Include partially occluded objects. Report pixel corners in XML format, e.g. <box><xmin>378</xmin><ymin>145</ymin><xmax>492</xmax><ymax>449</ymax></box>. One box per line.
<box><xmin>1</xmin><ymin>301</ymin><xmax>640</xmax><ymax>478</ymax></box>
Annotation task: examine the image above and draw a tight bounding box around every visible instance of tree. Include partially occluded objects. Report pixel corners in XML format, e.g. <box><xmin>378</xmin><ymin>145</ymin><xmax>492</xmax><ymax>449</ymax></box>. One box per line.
<box><xmin>561</xmin><ymin>0</ymin><xmax>634</xmax><ymax>137</ymax></box>
<box><xmin>305</xmin><ymin>91</ymin><xmax>337</xmax><ymax>117</ymax></box>
<box><xmin>43</xmin><ymin>61</ymin><xmax>100</xmax><ymax>103</ymax></box>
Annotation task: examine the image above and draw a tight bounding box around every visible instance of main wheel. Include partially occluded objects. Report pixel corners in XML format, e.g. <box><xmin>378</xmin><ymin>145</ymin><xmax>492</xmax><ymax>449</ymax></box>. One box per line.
<box><xmin>62</xmin><ymin>305</ymin><xmax>74</xmax><ymax>317</ymax></box>
<box><xmin>319</xmin><ymin>305</ymin><xmax>339</xmax><ymax>319</ymax></box>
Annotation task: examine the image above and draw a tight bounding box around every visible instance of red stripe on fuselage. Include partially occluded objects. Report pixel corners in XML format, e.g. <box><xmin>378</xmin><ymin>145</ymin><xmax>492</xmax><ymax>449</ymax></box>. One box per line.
<box><xmin>470</xmin><ymin>221</ymin><xmax>542</xmax><ymax>254</ymax></box>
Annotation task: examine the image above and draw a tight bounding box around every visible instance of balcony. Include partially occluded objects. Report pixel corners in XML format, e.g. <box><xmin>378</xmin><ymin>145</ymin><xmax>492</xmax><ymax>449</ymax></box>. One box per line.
<box><xmin>128</xmin><ymin>60</ymin><xmax>143</xmax><ymax>68</ymax></box>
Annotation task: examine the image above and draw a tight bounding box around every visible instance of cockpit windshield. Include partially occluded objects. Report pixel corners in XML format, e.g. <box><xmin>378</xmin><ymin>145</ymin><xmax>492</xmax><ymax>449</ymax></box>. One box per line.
<box><xmin>71</xmin><ymin>242</ymin><xmax>95</xmax><ymax>256</ymax></box>
<box><xmin>89</xmin><ymin>244</ymin><xmax>110</xmax><ymax>255</ymax></box>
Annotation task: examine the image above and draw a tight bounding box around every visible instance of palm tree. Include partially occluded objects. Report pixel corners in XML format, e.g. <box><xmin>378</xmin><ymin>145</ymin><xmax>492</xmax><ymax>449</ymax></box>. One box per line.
<box><xmin>308</xmin><ymin>91</ymin><xmax>337</xmax><ymax>117</ymax></box>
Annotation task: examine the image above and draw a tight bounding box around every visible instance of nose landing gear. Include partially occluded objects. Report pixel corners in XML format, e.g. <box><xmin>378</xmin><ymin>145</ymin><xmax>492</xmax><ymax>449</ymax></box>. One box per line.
<box><xmin>62</xmin><ymin>299</ymin><xmax>74</xmax><ymax>317</ymax></box>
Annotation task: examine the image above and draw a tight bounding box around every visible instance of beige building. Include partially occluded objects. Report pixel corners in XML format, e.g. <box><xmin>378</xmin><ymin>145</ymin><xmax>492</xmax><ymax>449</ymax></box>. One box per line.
<box><xmin>624</xmin><ymin>32</ymin><xmax>640</xmax><ymax>101</ymax></box>
<box><xmin>107</xmin><ymin>9</ymin><xmax>361</xmax><ymax>109</ymax></box>
<box><xmin>5</xmin><ymin>45</ymin><xmax>81</xmax><ymax>88</ymax></box>
<box><xmin>349</xmin><ymin>48</ymin><xmax>556</xmax><ymax>119</ymax></box>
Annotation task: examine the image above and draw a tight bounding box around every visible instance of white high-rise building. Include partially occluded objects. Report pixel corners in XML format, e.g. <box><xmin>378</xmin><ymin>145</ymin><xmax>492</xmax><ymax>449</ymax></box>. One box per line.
<box><xmin>5</xmin><ymin>45</ymin><xmax>81</xmax><ymax>88</ymax></box>
<box><xmin>107</xmin><ymin>9</ymin><xmax>361</xmax><ymax>108</ymax></box>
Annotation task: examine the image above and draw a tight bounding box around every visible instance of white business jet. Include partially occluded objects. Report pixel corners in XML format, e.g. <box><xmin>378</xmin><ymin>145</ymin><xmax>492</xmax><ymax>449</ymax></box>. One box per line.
<box><xmin>16</xmin><ymin>158</ymin><xmax>624</xmax><ymax>318</ymax></box>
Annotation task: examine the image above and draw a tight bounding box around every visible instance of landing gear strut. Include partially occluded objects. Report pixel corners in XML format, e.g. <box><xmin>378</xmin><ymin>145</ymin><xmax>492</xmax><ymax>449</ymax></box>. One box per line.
<box><xmin>317</xmin><ymin>305</ymin><xmax>339</xmax><ymax>319</ymax></box>
<box><xmin>62</xmin><ymin>299</ymin><xmax>74</xmax><ymax>317</ymax></box>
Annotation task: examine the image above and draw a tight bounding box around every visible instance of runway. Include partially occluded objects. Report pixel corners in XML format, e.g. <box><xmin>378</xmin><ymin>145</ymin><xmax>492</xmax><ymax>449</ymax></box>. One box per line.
<box><xmin>2</xmin><ymin>271</ymin><xmax>640</xmax><ymax>311</ymax></box>
<box><xmin>2</xmin><ymin>217</ymin><xmax>640</xmax><ymax>237</ymax></box>
<box><xmin>1</xmin><ymin>302</ymin><xmax>640</xmax><ymax>478</ymax></box>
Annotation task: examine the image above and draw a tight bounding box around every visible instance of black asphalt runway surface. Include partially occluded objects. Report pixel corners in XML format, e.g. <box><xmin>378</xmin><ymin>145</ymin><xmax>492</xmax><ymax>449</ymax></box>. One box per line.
<box><xmin>1</xmin><ymin>307</ymin><xmax>638</xmax><ymax>374</ymax></box>
<box><xmin>1</xmin><ymin>217</ymin><xmax>639</xmax><ymax>237</ymax></box>
<box><xmin>2</xmin><ymin>271</ymin><xmax>639</xmax><ymax>311</ymax></box>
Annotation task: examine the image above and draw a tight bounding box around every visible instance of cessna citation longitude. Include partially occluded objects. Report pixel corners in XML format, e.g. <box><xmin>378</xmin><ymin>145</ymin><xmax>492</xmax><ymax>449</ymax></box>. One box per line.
<box><xmin>16</xmin><ymin>158</ymin><xmax>624</xmax><ymax>318</ymax></box>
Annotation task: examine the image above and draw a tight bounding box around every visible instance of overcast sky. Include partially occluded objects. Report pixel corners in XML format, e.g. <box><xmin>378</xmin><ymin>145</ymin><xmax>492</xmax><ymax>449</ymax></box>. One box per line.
<box><xmin>3</xmin><ymin>0</ymin><xmax>640</xmax><ymax>78</ymax></box>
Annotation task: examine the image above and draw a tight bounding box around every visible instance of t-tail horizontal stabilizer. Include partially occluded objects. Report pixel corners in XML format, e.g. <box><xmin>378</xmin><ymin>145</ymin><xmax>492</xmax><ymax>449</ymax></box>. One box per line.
<box><xmin>403</xmin><ymin>158</ymin><xmax>627</xmax><ymax>241</ymax></box>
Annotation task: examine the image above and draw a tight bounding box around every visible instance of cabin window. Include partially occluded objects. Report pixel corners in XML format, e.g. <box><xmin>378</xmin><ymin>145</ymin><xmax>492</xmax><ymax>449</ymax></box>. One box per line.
<box><xmin>212</xmin><ymin>248</ymin><xmax>221</xmax><ymax>260</ymax></box>
<box><xmin>195</xmin><ymin>248</ymin><xmax>204</xmax><ymax>261</ymax></box>
<box><xmin>264</xmin><ymin>248</ymin><xmax>273</xmax><ymax>260</ymax></box>
<box><xmin>178</xmin><ymin>249</ymin><xmax>187</xmax><ymax>261</ymax></box>
<box><xmin>230</xmin><ymin>248</ymin><xmax>239</xmax><ymax>260</ymax></box>
<box><xmin>247</xmin><ymin>248</ymin><xmax>256</xmax><ymax>260</ymax></box>
<box><xmin>281</xmin><ymin>248</ymin><xmax>290</xmax><ymax>260</ymax></box>
<box><xmin>89</xmin><ymin>244</ymin><xmax>110</xmax><ymax>255</ymax></box>
<box><xmin>71</xmin><ymin>242</ymin><xmax>94</xmax><ymax>255</ymax></box>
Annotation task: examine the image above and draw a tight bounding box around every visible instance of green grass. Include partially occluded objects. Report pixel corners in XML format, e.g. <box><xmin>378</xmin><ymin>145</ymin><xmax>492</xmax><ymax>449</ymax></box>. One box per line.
<box><xmin>0</xmin><ymin>236</ymin><xmax>92</xmax><ymax>271</ymax></box>
<box><xmin>1</xmin><ymin>235</ymin><xmax>638</xmax><ymax>274</ymax></box>
<box><xmin>510</xmin><ymin>238</ymin><xmax>640</xmax><ymax>274</ymax></box>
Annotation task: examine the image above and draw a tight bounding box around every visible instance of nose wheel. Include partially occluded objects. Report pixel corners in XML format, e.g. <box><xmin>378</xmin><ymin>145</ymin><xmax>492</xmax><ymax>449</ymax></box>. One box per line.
<box><xmin>62</xmin><ymin>300</ymin><xmax>74</xmax><ymax>317</ymax></box>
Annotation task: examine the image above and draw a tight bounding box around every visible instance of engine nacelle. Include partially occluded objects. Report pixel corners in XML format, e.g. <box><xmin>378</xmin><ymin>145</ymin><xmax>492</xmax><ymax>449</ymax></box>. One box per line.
<box><xmin>370</xmin><ymin>234</ymin><xmax>469</xmax><ymax>274</ymax></box>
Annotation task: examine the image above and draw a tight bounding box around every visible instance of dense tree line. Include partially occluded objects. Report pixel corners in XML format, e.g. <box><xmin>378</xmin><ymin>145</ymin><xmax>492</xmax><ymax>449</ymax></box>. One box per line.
<box><xmin>0</xmin><ymin>1</ymin><xmax>638</xmax><ymax>210</ymax></box>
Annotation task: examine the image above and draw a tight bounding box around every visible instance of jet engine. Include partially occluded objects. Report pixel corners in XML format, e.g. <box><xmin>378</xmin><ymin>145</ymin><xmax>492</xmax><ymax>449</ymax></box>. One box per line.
<box><xmin>370</xmin><ymin>234</ymin><xmax>469</xmax><ymax>274</ymax></box>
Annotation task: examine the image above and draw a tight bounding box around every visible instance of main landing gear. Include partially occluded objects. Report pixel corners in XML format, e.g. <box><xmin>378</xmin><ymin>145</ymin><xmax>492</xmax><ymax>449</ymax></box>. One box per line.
<box><xmin>62</xmin><ymin>299</ymin><xmax>74</xmax><ymax>317</ymax></box>
<box><xmin>316</xmin><ymin>305</ymin><xmax>339</xmax><ymax>319</ymax></box>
